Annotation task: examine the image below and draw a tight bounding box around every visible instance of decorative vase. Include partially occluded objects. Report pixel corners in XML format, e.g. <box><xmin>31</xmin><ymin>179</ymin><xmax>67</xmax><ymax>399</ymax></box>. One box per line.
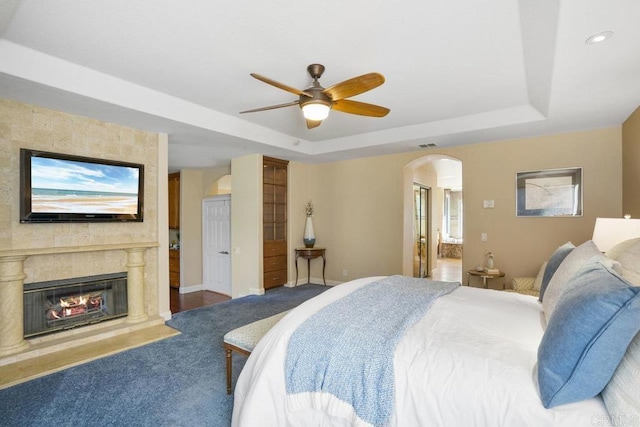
<box><xmin>303</xmin><ymin>216</ymin><xmax>316</xmax><ymax>248</ymax></box>
<box><xmin>485</xmin><ymin>252</ymin><xmax>495</xmax><ymax>270</ymax></box>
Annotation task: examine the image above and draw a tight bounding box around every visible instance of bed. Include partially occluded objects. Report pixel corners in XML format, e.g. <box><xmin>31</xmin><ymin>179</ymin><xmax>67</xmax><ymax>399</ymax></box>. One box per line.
<box><xmin>232</xmin><ymin>238</ymin><xmax>640</xmax><ymax>427</ymax></box>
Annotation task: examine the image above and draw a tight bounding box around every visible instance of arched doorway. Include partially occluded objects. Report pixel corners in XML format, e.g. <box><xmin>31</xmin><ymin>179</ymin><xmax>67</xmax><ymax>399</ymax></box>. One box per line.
<box><xmin>402</xmin><ymin>155</ymin><xmax>463</xmax><ymax>281</ymax></box>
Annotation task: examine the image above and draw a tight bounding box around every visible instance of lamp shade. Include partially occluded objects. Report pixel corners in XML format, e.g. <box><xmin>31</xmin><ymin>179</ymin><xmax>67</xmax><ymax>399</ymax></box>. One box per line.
<box><xmin>302</xmin><ymin>103</ymin><xmax>330</xmax><ymax>121</ymax></box>
<box><xmin>592</xmin><ymin>217</ymin><xmax>640</xmax><ymax>252</ymax></box>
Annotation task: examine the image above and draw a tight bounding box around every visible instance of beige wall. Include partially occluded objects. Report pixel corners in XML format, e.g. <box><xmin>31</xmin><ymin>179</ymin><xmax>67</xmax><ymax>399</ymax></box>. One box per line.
<box><xmin>283</xmin><ymin>127</ymin><xmax>622</xmax><ymax>289</ymax></box>
<box><xmin>0</xmin><ymin>98</ymin><xmax>164</xmax><ymax>316</ymax></box>
<box><xmin>12</xmin><ymin>98</ymin><xmax>627</xmax><ymax>303</ymax></box>
<box><xmin>448</xmin><ymin>128</ymin><xmax>621</xmax><ymax>283</ymax></box>
<box><xmin>288</xmin><ymin>161</ymin><xmax>311</xmax><ymax>284</ymax></box>
<box><xmin>157</xmin><ymin>134</ymin><xmax>170</xmax><ymax>317</ymax></box>
<box><xmin>203</xmin><ymin>167</ymin><xmax>232</xmax><ymax>197</ymax></box>
<box><xmin>230</xmin><ymin>154</ymin><xmax>262</xmax><ymax>297</ymax></box>
<box><xmin>623</xmin><ymin>106</ymin><xmax>640</xmax><ymax>217</ymax></box>
<box><xmin>307</xmin><ymin>155</ymin><xmax>406</xmax><ymax>282</ymax></box>
<box><xmin>180</xmin><ymin>169</ymin><xmax>203</xmax><ymax>287</ymax></box>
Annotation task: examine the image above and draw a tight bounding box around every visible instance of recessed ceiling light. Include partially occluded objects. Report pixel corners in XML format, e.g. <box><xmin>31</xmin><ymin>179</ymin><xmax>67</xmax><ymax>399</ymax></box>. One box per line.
<box><xmin>585</xmin><ymin>31</ymin><xmax>613</xmax><ymax>45</ymax></box>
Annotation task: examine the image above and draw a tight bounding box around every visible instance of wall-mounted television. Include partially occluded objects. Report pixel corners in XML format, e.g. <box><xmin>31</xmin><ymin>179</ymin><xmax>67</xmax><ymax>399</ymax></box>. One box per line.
<box><xmin>20</xmin><ymin>149</ymin><xmax>144</xmax><ymax>223</ymax></box>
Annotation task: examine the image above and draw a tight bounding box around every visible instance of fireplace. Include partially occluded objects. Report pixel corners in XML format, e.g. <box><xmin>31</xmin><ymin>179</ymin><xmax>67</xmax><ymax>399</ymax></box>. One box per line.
<box><xmin>23</xmin><ymin>273</ymin><xmax>128</xmax><ymax>338</ymax></box>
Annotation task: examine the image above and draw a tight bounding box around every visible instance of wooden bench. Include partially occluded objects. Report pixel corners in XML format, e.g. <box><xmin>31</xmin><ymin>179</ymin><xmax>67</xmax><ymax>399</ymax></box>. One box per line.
<box><xmin>223</xmin><ymin>310</ymin><xmax>289</xmax><ymax>394</ymax></box>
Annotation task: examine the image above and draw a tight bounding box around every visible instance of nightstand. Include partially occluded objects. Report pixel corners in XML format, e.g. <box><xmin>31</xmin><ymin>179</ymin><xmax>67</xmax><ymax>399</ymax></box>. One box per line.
<box><xmin>295</xmin><ymin>248</ymin><xmax>326</xmax><ymax>285</ymax></box>
<box><xmin>466</xmin><ymin>270</ymin><xmax>505</xmax><ymax>289</ymax></box>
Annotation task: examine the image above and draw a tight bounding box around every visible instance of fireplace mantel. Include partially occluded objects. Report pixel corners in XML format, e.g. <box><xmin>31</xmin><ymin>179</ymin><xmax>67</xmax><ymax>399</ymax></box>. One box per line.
<box><xmin>0</xmin><ymin>241</ymin><xmax>159</xmax><ymax>258</ymax></box>
<box><xmin>0</xmin><ymin>242</ymin><xmax>159</xmax><ymax>360</ymax></box>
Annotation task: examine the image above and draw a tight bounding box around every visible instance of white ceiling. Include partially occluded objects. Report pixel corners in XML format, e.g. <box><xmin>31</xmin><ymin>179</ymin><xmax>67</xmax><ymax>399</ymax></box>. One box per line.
<box><xmin>0</xmin><ymin>0</ymin><xmax>638</xmax><ymax>172</ymax></box>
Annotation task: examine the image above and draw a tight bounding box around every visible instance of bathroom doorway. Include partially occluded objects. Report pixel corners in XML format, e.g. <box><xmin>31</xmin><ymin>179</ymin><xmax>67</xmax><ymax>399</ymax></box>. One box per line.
<box><xmin>403</xmin><ymin>154</ymin><xmax>462</xmax><ymax>282</ymax></box>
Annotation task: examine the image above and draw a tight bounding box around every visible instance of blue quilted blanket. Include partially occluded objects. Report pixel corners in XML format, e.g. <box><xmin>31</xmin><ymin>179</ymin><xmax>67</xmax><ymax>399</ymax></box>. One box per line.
<box><xmin>285</xmin><ymin>275</ymin><xmax>460</xmax><ymax>426</ymax></box>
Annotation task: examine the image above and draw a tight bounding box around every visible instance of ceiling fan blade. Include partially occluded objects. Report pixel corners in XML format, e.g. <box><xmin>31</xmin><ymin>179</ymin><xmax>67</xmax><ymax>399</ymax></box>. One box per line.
<box><xmin>333</xmin><ymin>99</ymin><xmax>390</xmax><ymax>117</ymax></box>
<box><xmin>250</xmin><ymin>73</ymin><xmax>312</xmax><ymax>97</ymax></box>
<box><xmin>322</xmin><ymin>73</ymin><xmax>385</xmax><ymax>101</ymax></box>
<box><xmin>239</xmin><ymin>100</ymin><xmax>300</xmax><ymax>114</ymax></box>
<box><xmin>306</xmin><ymin>119</ymin><xmax>322</xmax><ymax>129</ymax></box>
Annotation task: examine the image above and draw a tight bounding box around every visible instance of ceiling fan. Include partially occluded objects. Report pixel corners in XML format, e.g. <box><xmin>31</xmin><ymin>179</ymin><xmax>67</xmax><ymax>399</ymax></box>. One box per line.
<box><xmin>240</xmin><ymin>64</ymin><xmax>390</xmax><ymax>129</ymax></box>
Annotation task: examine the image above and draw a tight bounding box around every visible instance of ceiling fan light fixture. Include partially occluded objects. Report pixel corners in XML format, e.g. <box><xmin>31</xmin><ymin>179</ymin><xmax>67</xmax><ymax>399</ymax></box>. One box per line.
<box><xmin>241</xmin><ymin>64</ymin><xmax>389</xmax><ymax>128</ymax></box>
<box><xmin>302</xmin><ymin>102</ymin><xmax>331</xmax><ymax>121</ymax></box>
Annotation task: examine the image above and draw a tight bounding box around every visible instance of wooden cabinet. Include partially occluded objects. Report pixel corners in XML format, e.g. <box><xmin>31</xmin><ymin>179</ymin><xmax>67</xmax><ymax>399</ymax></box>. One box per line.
<box><xmin>263</xmin><ymin>157</ymin><xmax>288</xmax><ymax>289</ymax></box>
<box><xmin>169</xmin><ymin>249</ymin><xmax>180</xmax><ymax>288</ymax></box>
<box><xmin>168</xmin><ymin>172</ymin><xmax>180</xmax><ymax>229</ymax></box>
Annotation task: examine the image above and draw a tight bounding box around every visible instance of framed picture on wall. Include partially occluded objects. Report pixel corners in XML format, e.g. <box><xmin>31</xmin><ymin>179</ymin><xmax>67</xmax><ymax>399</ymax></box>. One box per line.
<box><xmin>516</xmin><ymin>167</ymin><xmax>583</xmax><ymax>217</ymax></box>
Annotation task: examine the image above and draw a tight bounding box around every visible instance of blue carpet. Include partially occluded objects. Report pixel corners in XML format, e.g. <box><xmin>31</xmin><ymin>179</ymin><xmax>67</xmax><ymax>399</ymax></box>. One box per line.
<box><xmin>0</xmin><ymin>284</ymin><xmax>327</xmax><ymax>427</ymax></box>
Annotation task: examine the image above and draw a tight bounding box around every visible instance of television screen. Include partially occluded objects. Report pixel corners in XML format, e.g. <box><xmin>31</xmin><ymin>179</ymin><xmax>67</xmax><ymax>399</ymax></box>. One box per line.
<box><xmin>20</xmin><ymin>149</ymin><xmax>144</xmax><ymax>223</ymax></box>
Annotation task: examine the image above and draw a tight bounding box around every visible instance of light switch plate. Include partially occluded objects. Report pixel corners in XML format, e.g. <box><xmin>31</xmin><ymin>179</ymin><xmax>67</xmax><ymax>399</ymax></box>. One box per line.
<box><xmin>483</xmin><ymin>200</ymin><xmax>495</xmax><ymax>208</ymax></box>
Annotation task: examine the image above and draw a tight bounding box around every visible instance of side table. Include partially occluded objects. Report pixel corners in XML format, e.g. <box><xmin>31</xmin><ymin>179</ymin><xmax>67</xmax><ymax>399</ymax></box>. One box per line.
<box><xmin>466</xmin><ymin>270</ymin><xmax>506</xmax><ymax>289</ymax></box>
<box><xmin>295</xmin><ymin>247</ymin><xmax>326</xmax><ymax>285</ymax></box>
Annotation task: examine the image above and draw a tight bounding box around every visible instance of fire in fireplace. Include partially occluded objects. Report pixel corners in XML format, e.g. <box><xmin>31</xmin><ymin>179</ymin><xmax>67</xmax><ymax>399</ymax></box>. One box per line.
<box><xmin>24</xmin><ymin>272</ymin><xmax>128</xmax><ymax>338</ymax></box>
<box><xmin>46</xmin><ymin>291</ymin><xmax>105</xmax><ymax>322</ymax></box>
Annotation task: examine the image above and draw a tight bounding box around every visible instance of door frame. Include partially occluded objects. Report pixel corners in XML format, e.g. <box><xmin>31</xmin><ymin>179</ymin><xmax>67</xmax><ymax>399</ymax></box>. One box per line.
<box><xmin>202</xmin><ymin>194</ymin><xmax>232</xmax><ymax>295</ymax></box>
<box><xmin>413</xmin><ymin>183</ymin><xmax>431</xmax><ymax>277</ymax></box>
<box><xmin>402</xmin><ymin>154</ymin><xmax>463</xmax><ymax>277</ymax></box>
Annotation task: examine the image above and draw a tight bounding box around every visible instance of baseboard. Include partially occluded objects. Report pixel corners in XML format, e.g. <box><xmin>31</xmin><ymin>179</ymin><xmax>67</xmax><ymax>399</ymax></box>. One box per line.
<box><xmin>179</xmin><ymin>284</ymin><xmax>204</xmax><ymax>294</ymax></box>
<box><xmin>159</xmin><ymin>309</ymin><xmax>173</xmax><ymax>321</ymax></box>
<box><xmin>235</xmin><ymin>286</ymin><xmax>266</xmax><ymax>298</ymax></box>
<box><xmin>293</xmin><ymin>276</ymin><xmax>338</xmax><ymax>286</ymax></box>
<box><xmin>248</xmin><ymin>286</ymin><xmax>265</xmax><ymax>295</ymax></box>
<box><xmin>241</xmin><ymin>279</ymin><xmax>338</xmax><ymax>295</ymax></box>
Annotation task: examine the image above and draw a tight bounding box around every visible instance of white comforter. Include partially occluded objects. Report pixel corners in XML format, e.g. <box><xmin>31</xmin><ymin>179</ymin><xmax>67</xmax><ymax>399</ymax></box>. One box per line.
<box><xmin>232</xmin><ymin>277</ymin><xmax>609</xmax><ymax>426</ymax></box>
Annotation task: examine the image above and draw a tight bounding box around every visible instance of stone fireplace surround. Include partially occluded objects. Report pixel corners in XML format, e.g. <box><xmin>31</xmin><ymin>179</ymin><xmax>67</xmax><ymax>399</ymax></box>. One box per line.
<box><xmin>0</xmin><ymin>99</ymin><xmax>173</xmax><ymax>387</ymax></box>
<box><xmin>0</xmin><ymin>242</ymin><xmax>166</xmax><ymax>369</ymax></box>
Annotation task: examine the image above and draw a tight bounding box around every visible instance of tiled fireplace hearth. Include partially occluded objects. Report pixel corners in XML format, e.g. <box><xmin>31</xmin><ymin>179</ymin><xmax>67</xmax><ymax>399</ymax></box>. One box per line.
<box><xmin>0</xmin><ymin>242</ymin><xmax>162</xmax><ymax>367</ymax></box>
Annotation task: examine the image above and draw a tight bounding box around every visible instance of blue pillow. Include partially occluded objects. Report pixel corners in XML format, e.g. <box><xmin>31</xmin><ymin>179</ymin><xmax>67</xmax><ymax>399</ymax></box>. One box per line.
<box><xmin>539</xmin><ymin>242</ymin><xmax>575</xmax><ymax>301</ymax></box>
<box><xmin>537</xmin><ymin>260</ymin><xmax>640</xmax><ymax>408</ymax></box>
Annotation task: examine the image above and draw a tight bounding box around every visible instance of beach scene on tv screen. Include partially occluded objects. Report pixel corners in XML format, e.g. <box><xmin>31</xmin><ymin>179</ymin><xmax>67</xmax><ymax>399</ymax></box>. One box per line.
<box><xmin>31</xmin><ymin>157</ymin><xmax>139</xmax><ymax>214</ymax></box>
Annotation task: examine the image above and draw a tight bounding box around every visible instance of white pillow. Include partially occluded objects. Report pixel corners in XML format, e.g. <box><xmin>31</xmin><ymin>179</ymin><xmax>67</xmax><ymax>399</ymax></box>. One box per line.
<box><xmin>617</xmin><ymin>240</ymin><xmax>640</xmax><ymax>286</ymax></box>
<box><xmin>533</xmin><ymin>261</ymin><xmax>547</xmax><ymax>292</ymax></box>
<box><xmin>542</xmin><ymin>240</ymin><xmax>621</xmax><ymax>321</ymax></box>
<box><xmin>602</xmin><ymin>331</ymin><xmax>640</xmax><ymax>421</ymax></box>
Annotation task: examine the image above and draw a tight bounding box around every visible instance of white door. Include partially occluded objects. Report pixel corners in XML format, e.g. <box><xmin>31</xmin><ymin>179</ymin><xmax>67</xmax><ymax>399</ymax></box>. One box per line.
<box><xmin>203</xmin><ymin>195</ymin><xmax>231</xmax><ymax>295</ymax></box>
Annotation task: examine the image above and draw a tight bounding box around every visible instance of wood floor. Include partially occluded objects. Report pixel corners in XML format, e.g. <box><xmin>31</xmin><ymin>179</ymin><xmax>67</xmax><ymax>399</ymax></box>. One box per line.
<box><xmin>431</xmin><ymin>258</ymin><xmax>463</xmax><ymax>283</ymax></box>
<box><xmin>170</xmin><ymin>288</ymin><xmax>230</xmax><ymax>313</ymax></box>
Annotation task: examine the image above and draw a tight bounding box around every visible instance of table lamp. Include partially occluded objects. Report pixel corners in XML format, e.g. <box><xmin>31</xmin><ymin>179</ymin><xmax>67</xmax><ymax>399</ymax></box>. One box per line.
<box><xmin>591</xmin><ymin>216</ymin><xmax>640</xmax><ymax>252</ymax></box>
